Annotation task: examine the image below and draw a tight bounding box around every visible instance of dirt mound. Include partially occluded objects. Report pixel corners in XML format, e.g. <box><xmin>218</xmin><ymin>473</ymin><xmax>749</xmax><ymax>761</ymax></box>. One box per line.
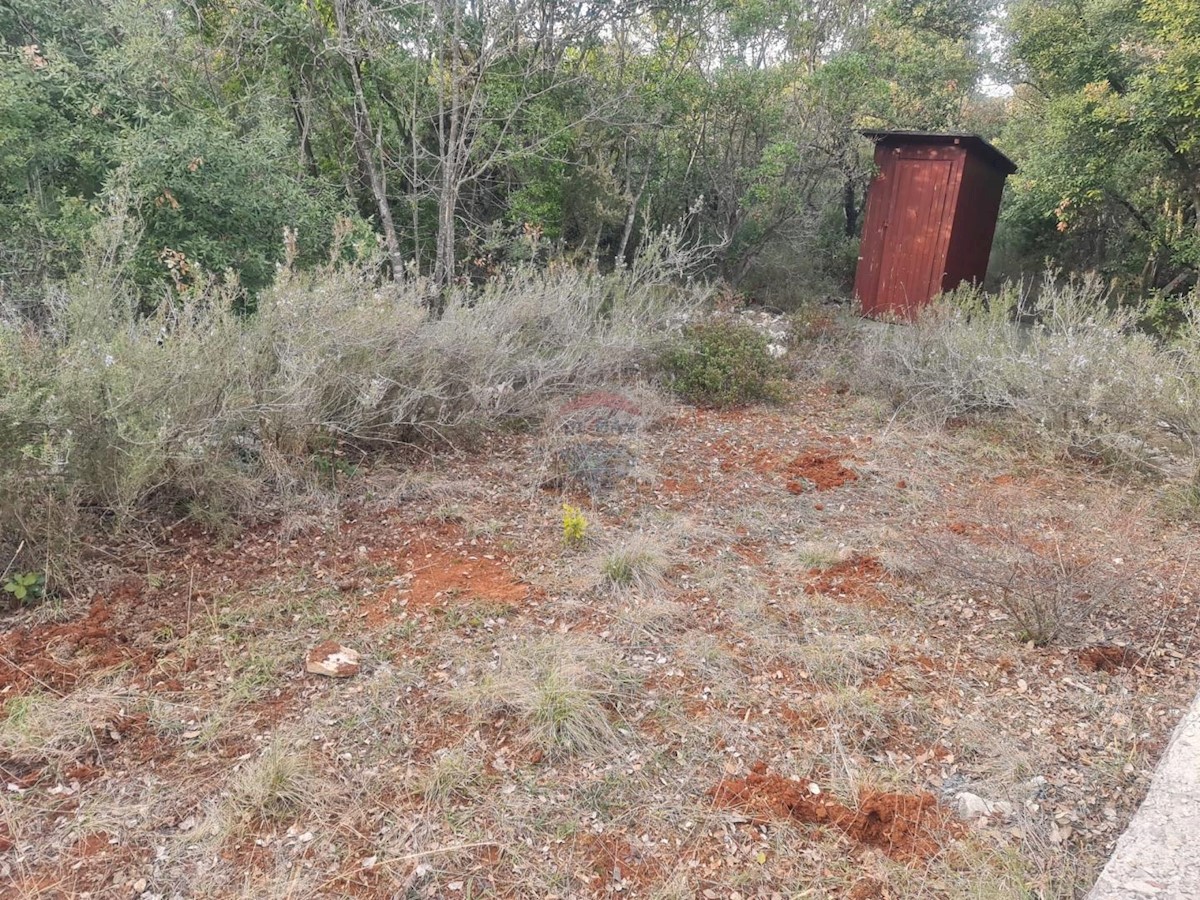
<box><xmin>711</xmin><ymin>762</ymin><xmax>956</xmax><ymax>862</ymax></box>
<box><xmin>785</xmin><ymin>452</ymin><xmax>858</xmax><ymax>493</ymax></box>
<box><xmin>1078</xmin><ymin>645</ymin><xmax>1144</xmax><ymax>673</ymax></box>
<box><xmin>806</xmin><ymin>555</ymin><xmax>891</xmax><ymax>605</ymax></box>
<box><xmin>0</xmin><ymin>595</ymin><xmax>152</xmax><ymax>692</ymax></box>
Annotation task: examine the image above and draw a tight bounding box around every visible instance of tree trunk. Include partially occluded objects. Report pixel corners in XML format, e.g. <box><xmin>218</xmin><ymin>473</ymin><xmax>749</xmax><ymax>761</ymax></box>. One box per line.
<box><xmin>335</xmin><ymin>0</ymin><xmax>404</xmax><ymax>277</ymax></box>
<box><xmin>843</xmin><ymin>178</ymin><xmax>858</xmax><ymax>237</ymax></box>
<box><xmin>615</xmin><ymin>165</ymin><xmax>650</xmax><ymax>268</ymax></box>
<box><xmin>288</xmin><ymin>81</ymin><xmax>320</xmax><ymax>181</ymax></box>
<box><xmin>431</xmin><ymin>0</ymin><xmax>462</xmax><ymax>293</ymax></box>
<box><xmin>434</xmin><ymin>171</ymin><xmax>458</xmax><ymax>290</ymax></box>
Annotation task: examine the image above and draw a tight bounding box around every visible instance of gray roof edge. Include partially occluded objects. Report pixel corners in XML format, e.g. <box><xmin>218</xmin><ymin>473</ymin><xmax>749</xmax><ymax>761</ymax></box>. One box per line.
<box><xmin>861</xmin><ymin>130</ymin><xmax>1018</xmax><ymax>175</ymax></box>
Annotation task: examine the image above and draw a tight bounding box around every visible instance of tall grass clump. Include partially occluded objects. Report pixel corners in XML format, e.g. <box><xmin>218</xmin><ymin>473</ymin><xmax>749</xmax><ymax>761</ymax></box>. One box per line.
<box><xmin>857</xmin><ymin>274</ymin><xmax>1200</xmax><ymax>468</ymax></box>
<box><xmin>450</xmin><ymin>635</ymin><xmax>632</xmax><ymax>757</ymax></box>
<box><xmin>0</xmin><ymin>225</ymin><xmax>706</xmax><ymax>586</ymax></box>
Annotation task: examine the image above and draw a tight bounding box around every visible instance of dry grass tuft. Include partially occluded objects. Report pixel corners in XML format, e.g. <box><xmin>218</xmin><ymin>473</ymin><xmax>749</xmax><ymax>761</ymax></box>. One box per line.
<box><xmin>228</xmin><ymin>741</ymin><xmax>320</xmax><ymax>823</ymax></box>
<box><xmin>0</xmin><ymin>689</ymin><xmax>120</xmax><ymax>767</ymax></box>
<box><xmin>452</xmin><ymin>635</ymin><xmax>632</xmax><ymax>756</ymax></box>
<box><xmin>599</xmin><ymin>535</ymin><xmax>670</xmax><ymax>593</ymax></box>
<box><xmin>794</xmin><ymin>633</ymin><xmax>888</xmax><ymax>688</ymax></box>
<box><xmin>789</xmin><ymin>539</ymin><xmax>849</xmax><ymax>571</ymax></box>
<box><xmin>417</xmin><ymin>743</ymin><xmax>487</xmax><ymax>806</ymax></box>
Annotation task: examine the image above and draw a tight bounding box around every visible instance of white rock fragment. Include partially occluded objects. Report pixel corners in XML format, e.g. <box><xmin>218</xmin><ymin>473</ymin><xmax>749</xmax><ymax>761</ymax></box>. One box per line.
<box><xmin>305</xmin><ymin>641</ymin><xmax>361</xmax><ymax>677</ymax></box>
<box><xmin>954</xmin><ymin>791</ymin><xmax>1014</xmax><ymax>823</ymax></box>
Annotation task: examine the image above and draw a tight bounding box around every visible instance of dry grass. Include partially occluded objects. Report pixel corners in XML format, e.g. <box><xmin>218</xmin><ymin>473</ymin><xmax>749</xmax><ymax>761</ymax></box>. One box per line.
<box><xmin>2</xmin><ymin>376</ymin><xmax>1198</xmax><ymax>899</ymax></box>
<box><xmin>599</xmin><ymin>534</ymin><xmax>670</xmax><ymax>593</ymax></box>
<box><xmin>0</xmin><ymin>688</ymin><xmax>120</xmax><ymax>768</ymax></box>
<box><xmin>789</xmin><ymin>539</ymin><xmax>848</xmax><ymax>571</ymax></box>
<box><xmin>920</xmin><ymin>517</ymin><xmax>1137</xmax><ymax>645</ymax></box>
<box><xmin>855</xmin><ymin>275</ymin><xmax>1200</xmax><ymax>473</ymax></box>
<box><xmin>450</xmin><ymin>634</ymin><xmax>633</xmax><ymax>757</ymax></box>
<box><xmin>1</xmin><ymin>256</ymin><xmax>705</xmax><ymax>586</ymax></box>
<box><xmin>227</xmin><ymin>740</ymin><xmax>321</xmax><ymax>824</ymax></box>
<box><xmin>416</xmin><ymin>743</ymin><xmax>487</xmax><ymax>807</ymax></box>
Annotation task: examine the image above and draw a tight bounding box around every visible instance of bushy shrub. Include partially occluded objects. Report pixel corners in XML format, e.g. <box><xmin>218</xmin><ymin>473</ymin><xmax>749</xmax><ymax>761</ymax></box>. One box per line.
<box><xmin>0</xmin><ymin>244</ymin><xmax>705</xmax><ymax>585</ymax></box>
<box><xmin>922</xmin><ymin>522</ymin><xmax>1133</xmax><ymax>646</ymax></box>
<box><xmin>856</xmin><ymin>274</ymin><xmax>1200</xmax><ymax>466</ymax></box>
<box><xmin>662</xmin><ymin>320</ymin><xmax>787</xmax><ymax>407</ymax></box>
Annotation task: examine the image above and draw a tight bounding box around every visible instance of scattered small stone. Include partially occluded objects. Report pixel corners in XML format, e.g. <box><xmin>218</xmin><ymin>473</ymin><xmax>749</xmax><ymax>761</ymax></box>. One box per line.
<box><xmin>954</xmin><ymin>791</ymin><xmax>1013</xmax><ymax>823</ymax></box>
<box><xmin>305</xmin><ymin>641</ymin><xmax>361</xmax><ymax>677</ymax></box>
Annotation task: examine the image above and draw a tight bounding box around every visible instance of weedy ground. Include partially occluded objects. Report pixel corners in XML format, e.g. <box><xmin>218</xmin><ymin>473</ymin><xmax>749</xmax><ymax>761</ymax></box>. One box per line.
<box><xmin>2</xmin><ymin>377</ymin><xmax>1198</xmax><ymax>899</ymax></box>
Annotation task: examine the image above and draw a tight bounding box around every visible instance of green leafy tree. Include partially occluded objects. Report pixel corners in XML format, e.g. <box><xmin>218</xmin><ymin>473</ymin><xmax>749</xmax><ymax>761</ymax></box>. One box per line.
<box><xmin>1002</xmin><ymin>0</ymin><xmax>1200</xmax><ymax>313</ymax></box>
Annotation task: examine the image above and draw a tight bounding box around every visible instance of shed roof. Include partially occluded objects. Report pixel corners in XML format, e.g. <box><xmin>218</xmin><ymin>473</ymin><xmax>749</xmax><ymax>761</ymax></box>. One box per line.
<box><xmin>861</xmin><ymin>130</ymin><xmax>1018</xmax><ymax>175</ymax></box>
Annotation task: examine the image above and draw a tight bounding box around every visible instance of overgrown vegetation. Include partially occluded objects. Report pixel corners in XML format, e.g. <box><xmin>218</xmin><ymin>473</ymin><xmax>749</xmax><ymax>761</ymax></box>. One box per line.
<box><xmin>0</xmin><ymin>0</ymin><xmax>1016</xmax><ymax>307</ymax></box>
<box><xmin>0</xmin><ymin>226</ymin><xmax>703</xmax><ymax>586</ymax></box>
<box><xmin>7</xmin><ymin>2</ymin><xmax>1200</xmax><ymax>897</ymax></box>
<box><xmin>1001</xmin><ymin>0</ymin><xmax>1200</xmax><ymax>319</ymax></box>
<box><xmin>856</xmin><ymin>276</ymin><xmax>1200</xmax><ymax>471</ymax></box>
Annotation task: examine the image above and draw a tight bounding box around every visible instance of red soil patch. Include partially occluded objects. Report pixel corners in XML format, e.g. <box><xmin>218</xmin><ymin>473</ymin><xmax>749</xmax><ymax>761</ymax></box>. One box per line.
<box><xmin>849</xmin><ymin>879</ymin><xmax>887</xmax><ymax>900</ymax></box>
<box><xmin>73</xmin><ymin>831</ymin><xmax>111</xmax><ymax>858</ymax></box>
<box><xmin>717</xmin><ymin>442</ymin><xmax>783</xmax><ymax>475</ymax></box>
<box><xmin>806</xmin><ymin>555</ymin><xmax>891</xmax><ymax>605</ymax></box>
<box><xmin>576</xmin><ymin>832</ymin><xmax>661</xmax><ymax>892</ymax></box>
<box><xmin>650</xmin><ymin>475</ymin><xmax>703</xmax><ymax>497</ymax></box>
<box><xmin>1078</xmin><ymin>645</ymin><xmax>1144</xmax><ymax>674</ymax></box>
<box><xmin>785</xmin><ymin>452</ymin><xmax>858</xmax><ymax>493</ymax></box>
<box><xmin>402</xmin><ymin>543</ymin><xmax>528</xmax><ymax>608</ymax></box>
<box><xmin>0</xmin><ymin>594</ymin><xmax>152</xmax><ymax>692</ymax></box>
<box><xmin>711</xmin><ymin>762</ymin><xmax>957</xmax><ymax>862</ymax></box>
<box><xmin>364</xmin><ymin>535</ymin><xmax>529</xmax><ymax>620</ymax></box>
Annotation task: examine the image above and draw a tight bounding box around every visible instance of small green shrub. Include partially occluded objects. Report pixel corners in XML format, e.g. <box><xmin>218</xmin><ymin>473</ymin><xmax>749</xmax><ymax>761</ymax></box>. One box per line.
<box><xmin>3</xmin><ymin>571</ymin><xmax>45</xmax><ymax>608</ymax></box>
<box><xmin>662</xmin><ymin>321</ymin><xmax>786</xmax><ymax>407</ymax></box>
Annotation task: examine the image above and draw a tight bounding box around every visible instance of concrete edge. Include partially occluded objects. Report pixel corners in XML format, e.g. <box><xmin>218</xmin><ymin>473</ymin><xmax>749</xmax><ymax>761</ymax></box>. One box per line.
<box><xmin>1087</xmin><ymin>691</ymin><xmax>1200</xmax><ymax>899</ymax></box>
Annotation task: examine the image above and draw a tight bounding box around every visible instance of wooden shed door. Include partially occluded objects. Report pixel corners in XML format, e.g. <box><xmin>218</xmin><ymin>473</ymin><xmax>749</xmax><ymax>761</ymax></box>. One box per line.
<box><xmin>876</xmin><ymin>158</ymin><xmax>955</xmax><ymax>315</ymax></box>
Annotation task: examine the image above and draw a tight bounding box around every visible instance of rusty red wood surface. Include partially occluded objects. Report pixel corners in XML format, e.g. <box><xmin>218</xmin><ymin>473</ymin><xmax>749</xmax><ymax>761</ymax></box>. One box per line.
<box><xmin>854</xmin><ymin>133</ymin><xmax>1014</xmax><ymax>320</ymax></box>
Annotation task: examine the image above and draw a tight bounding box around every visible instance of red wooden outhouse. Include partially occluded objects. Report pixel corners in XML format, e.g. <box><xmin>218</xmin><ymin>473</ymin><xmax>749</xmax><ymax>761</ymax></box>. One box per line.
<box><xmin>853</xmin><ymin>131</ymin><xmax>1017</xmax><ymax>320</ymax></box>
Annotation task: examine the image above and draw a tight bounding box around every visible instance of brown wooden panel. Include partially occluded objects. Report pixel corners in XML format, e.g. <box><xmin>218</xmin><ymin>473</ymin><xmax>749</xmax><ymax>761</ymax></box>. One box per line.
<box><xmin>873</xmin><ymin>157</ymin><xmax>954</xmax><ymax>317</ymax></box>
<box><xmin>855</xmin><ymin>134</ymin><xmax>1013</xmax><ymax>319</ymax></box>
<box><xmin>943</xmin><ymin>151</ymin><xmax>1007</xmax><ymax>291</ymax></box>
<box><xmin>853</xmin><ymin>144</ymin><xmax>896</xmax><ymax>312</ymax></box>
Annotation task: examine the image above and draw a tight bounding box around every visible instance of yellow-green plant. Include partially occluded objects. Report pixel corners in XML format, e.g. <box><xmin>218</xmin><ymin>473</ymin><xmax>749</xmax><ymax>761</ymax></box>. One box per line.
<box><xmin>561</xmin><ymin>504</ymin><xmax>588</xmax><ymax>547</ymax></box>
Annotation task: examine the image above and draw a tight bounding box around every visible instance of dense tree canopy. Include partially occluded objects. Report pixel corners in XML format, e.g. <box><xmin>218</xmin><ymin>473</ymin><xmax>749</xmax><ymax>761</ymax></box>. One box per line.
<box><xmin>1001</xmin><ymin>0</ymin><xmax>1200</xmax><ymax>319</ymax></box>
<box><xmin>2</xmin><ymin>0</ymin><xmax>1197</xmax><ymax>314</ymax></box>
